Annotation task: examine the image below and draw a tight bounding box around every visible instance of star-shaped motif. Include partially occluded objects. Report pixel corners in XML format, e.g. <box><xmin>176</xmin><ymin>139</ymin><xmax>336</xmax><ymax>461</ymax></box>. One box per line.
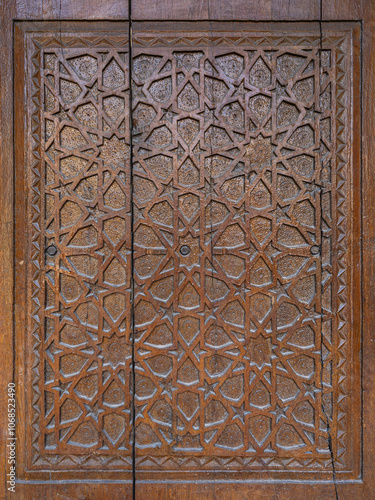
<box><xmin>52</xmin><ymin>381</ymin><xmax>71</xmax><ymax>398</ymax></box>
<box><xmin>232</xmin><ymin>81</ymin><xmax>247</xmax><ymax>99</ymax></box>
<box><xmin>99</xmin><ymin>334</ymin><xmax>131</xmax><ymax>368</ymax></box>
<box><xmin>85</xmin><ymin>203</ymin><xmax>106</xmax><ymax>222</ymax></box>
<box><xmin>270</xmin><ymin>280</ymin><xmax>291</xmax><ymax>300</ymax></box>
<box><xmin>198</xmin><ymin>380</ymin><xmax>217</xmax><ymax>400</ymax></box>
<box><xmin>159</xmin><ymin>379</ymin><xmax>177</xmax><ymax>399</ymax></box>
<box><xmin>198</xmin><ymin>104</ymin><xmax>215</xmax><ymax>123</ymax></box>
<box><xmin>84</xmin><ymin>401</ymin><xmax>104</xmax><ymax>422</ymax></box>
<box><xmin>84</xmin><ymin>279</ymin><xmax>107</xmax><ymax>300</ymax></box>
<box><xmin>53</xmin><ymin>104</ymin><xmax>70</xmax><ymax>122</ymax></box>
<box><xmin>303</xmin><ymin>381</ymin><xmax>320</xmax><ymax>400</ymax></box>
<box><xmin>231</xmin><ymin>403</ymin><xmax>250</xmax><ymax>424</ymax></box>
<box><xmin>245</xmin><ymin>134</ymin><xmax>273</xmax><ymax>168</ymax></box>
<box><xmin>99</xmin><ymin>136</ymin><xmax>130</xmax><ymax>169</ymax></box>
<box><xmin>133</xmin><ymin>206</ymin><xmax>144</xmax><ymax>221</ymax></box>
<box><xmin>202</xmin><ymin>304</ymin><xmax>219</xmax><ymax>324</ymax></box>
<box><xmin>53</xmin><ymin>302</ymin><xmax>72</xmax><ymax>322</ymax></box>
<box><xmin>303</xmin><ymin>306</ymin><xmax>322</xmax><ymax>325</ymax></box>
<box><xmin>85</xmin><ymin>81</ymin><xmax>100</xmax><ymax>102</ymax></box>
<box><xmin>271</xmin><ymin>403</ymin><xmax>289</xmax><ymax>423</ymax></box>
<box><xmin>246</xmin><ymin>334</ymin><xmax>276</xmax><ymax>369</ymax></box>
<box><xmin>161</xmin><ymin>104</ymin><xmax>177</xmax><ymax>123</ymax></box>
<box><xmin>272</xmin><ymin>203</ymin><xmax>291</xmax><ymax>223</ymax></box>
<box><xmin>275</xmin><ymin>80</ymin><xmax>288</xmax><ymax>100</ymax></box>
<box><xmin>133</xmin><ymin>281</ymin><xmax>146</xmax><ymax>299</ymax></box>
<box><xmin>134</xmin><ymin>403</ymin><xmax>148</xmax><ymax>421</ymax></box>
<box><xmin>52</xmin><ymin>179</ymin><xmax>72</xmax><ymax>199</ymax></box>
<box><xmin>161</xmin><ymin>304</ymin><xmax>175</xmax><ymax>325</ymax></box>
<box><xmin>160</xmin><ymin>179</ymin><xmax>177</xmax><ymax>200</ymax></box>
<box><xmin>132</xmin><ymin>81</ymin><xmax>145</xmax><ymax>100</ymax></box>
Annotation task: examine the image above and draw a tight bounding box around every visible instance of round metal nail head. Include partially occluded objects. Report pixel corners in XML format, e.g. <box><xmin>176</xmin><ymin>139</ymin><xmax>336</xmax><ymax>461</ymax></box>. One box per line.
<box><xmin>180</xmin><ymin>245</ymin><xmax>191</xmax><ymax>256</ymax></box>
<box><xmin>46</xmin><ymin>245</ymin><xmax>58</xmax><ymax>256</ymax></box>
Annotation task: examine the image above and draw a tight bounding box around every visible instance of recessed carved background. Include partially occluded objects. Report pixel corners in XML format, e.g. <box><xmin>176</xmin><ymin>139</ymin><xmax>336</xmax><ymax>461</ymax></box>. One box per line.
<box><xmin>131</xmin><ymin>36</ymin><xmax>339</xmax><ymax>472</ymax></box>
<box><xmin>28</xmin><ymin>34</ymin><xmax>133</xmax><ymax>469</ymax></box>
<box><xmin>24</xmin><ymin>26</ymin><xmax>358</xmax><ymax>479</ymax></box>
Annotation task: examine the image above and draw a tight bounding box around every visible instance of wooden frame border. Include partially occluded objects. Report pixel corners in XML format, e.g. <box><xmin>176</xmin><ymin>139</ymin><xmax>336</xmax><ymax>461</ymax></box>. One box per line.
<box><xmin>0</xmin><ymin>1</ymin><xmax>373</xmax><ymax>498</ymax></box>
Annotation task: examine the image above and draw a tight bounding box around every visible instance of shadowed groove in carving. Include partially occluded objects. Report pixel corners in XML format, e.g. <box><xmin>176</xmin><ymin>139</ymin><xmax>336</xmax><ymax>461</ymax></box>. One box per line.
<box><xmin>25</xmin><ymin>21</ymin><xmax>356</xmax><ymax>481</ymax></box>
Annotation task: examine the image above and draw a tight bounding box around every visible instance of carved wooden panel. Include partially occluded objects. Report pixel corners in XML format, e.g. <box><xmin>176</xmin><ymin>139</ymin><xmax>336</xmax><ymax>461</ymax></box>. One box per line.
<box><xmin>19</xmin><ymin>23</ymin><xmax>360</xmax><ymax>481</ymax></box>
<box><xmin>131</xmin><ymin>26</ymin><xmax>359</xmax><ymax>480</ymax></box>
<box><xmin>25</xmin><ymin>29</ymin><xmax>133</xmax><ymax>470</ymax></box>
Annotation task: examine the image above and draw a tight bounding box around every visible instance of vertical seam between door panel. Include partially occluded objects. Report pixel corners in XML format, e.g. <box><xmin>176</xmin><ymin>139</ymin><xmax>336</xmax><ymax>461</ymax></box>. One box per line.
<box><xmin>127</xmin><ymin>0</ymin><xmax>136</xmax><ymax>497</ymax></box>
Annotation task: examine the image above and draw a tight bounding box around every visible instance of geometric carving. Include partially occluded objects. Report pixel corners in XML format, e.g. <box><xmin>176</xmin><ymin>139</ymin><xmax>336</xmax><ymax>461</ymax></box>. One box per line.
<box><xmin>25</xmin><ymin>25</ymin><xmax>356</xmax><ymax>479</ymax></box>
<box><xmin>145</xmin><ymin>154</ymin><xmax>173</xmax><ymax>179</ymax></box>
<box><xmin>245</xmin><ymin>135</ymin><xmax>273</xmax><ymax>167</ymax></box>
<box><xmin>103</xmin><ymin>59</ymin><xmax>125</xmax><ymax>89</ymax></box>
<box><xmin>277</xmin><ymin>53</ymin><xmax>306</xmax><ymax>80</ymax></box>
<box><xmin>288</xmin><ymin>154</ymin><xmax>315</xmax><ymax>178</ymax></box>
<box><xmin>149</xmin><ymin>77</ymin><xmax>172</xmax><ymax>103</ymax></box>
<box><xmin>276</xmin><ymin>101</ymin><xmax>300</xmax><ymax>128</ymax></box>
<box><xmin>204</xmin><ymin>76</ymin><xmax>229</xmax><ymax>101</ymax></box>
<box><xmin>221</xmin><ymin>101</ymin><xmax>245</xmax><ymax>129</ymax></box>
<box><xmin>178</xmin><ymin>157</ymin><xmax>200</xmax><ymax>186</ymax></box>
<box><xmin>288</xmin><ymin>125</ymin><xmax>314</xmax><ymax>148</ymax></box>
<box><xmin>177</xmin><ymin>82</ymin><xmax>199</xmax><ymax>111</ymax></box>
<box><xmin>177</xmin><ymin>118</ymin><xmax>199</xmax><ymax>145</ymax></box>
<box><xmin>249</xmin><ymin>95</ymin><xmax>271</xmax><ymax>123</ymax></box>
<box><xmin>133</xmin><ymin>102</ymin><xmax>157</xmax><ymax>129</ymax></box>
<box><xmin>127</xmin><ymin>29</ymin><xmax>346</xmax><ymax>474</ymax></box>
<box><xmin>249</xmin><ymin>415</ymin><xmax>271</xmax><ymax>445</ymax></box>
<box><xmin>69</xmin><ymin>55</ymin><xmax>98</xmax><ymax>81</ymax></box>
<box><xmin>249</xmin><ymin>57</ymin><xmax>271</xmax><ymax>87</ymax></box>
<box><xmin>103</xmin><ymin>96</ymin><xmax>125</xmax><ymax>123</ymax></box>
<box><xmin>216</xmin><ymin>53</ymin><xmax>244</xmax><ymax>78</ymax></box>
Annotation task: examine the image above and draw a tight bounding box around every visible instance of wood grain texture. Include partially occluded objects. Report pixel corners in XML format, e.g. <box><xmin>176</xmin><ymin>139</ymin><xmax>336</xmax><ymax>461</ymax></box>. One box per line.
<box><xmin>14</xmin><ymin>21</ymin><xmax>134</xmax><ymax>476</ymax></box>
<box><xmin>131</xmin><ymin>0</ymin><xmax>321</xmax><ymax>21</ymax></box>
<box><xmin>15</xmin><ymin>0</ymin><xmax>128</xmax><ymax>19</ymax></box>
<box><xmin>362</xmin><ymin>2</ymin><xmax>375</xmax><ymax>500</ymax></box>
<box><xmin>134</xmin><ymin>481</ymin><xmax>364</xmax><ymax>500</ymax></box>
<box><xmin>0</xmin><ymin>0</ymin><xmax>17</xmax><ymax>498</ymax></box>
<box><xmin>131</xmin><ymin>0</ymin><xmax>366</xmax><ymax>21</ymax></box>
<box><xmin>0</xmin><ymin>0</ymin><xmax>374</xmax><ymax>498</ymax></box>
<box><xmin>322</xmin><ymin>0</ymin><xmax>363</xmax><ymax>20</ymax></box>
<box><xmin>130</xmin><ymin>21</ymin><xmax>361</xmax><ymax>482</ymax></box>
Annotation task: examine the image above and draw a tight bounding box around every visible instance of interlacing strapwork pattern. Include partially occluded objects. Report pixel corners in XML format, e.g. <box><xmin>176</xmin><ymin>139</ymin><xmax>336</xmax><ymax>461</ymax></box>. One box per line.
<box><xmin>131</xmin><ymin>39</ymin><xmax>342</xmax><ymax>469</ymax></box>
<box><xmin>36</xmin><ymin>40</ymin><xmax>133</xmax><ymax>465</ymax></box>
<box><xmin>27</xmin><ymin>30</ymin><xmax>353</xmax><ymax>474</ymax></box>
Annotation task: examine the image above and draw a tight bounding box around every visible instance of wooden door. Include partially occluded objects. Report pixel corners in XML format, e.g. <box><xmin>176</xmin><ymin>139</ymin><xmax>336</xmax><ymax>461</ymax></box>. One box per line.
<box><xmin>2</xmin><ymin>1</ymin><xmax>374</xmax><ymax>499</ymax></box>
<box><xmin>130</xmin><ymin>21</ymin><xmax>361</xmax><ymax>486</ymax></box>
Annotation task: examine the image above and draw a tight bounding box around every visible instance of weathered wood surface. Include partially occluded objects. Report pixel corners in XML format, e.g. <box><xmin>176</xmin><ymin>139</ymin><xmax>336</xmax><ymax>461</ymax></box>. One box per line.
<box><xmin>0</xmin><ymin>1</ymin><xmax>373</xmax><ymax>499</ymax></box>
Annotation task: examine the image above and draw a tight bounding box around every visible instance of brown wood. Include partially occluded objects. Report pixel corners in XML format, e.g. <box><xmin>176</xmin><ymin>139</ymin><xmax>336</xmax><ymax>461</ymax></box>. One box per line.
<box><xmin>131</xmin><ymin>20</ymin><xmax>361</xmax><ymax>484</ymax></box>
<box><xmin>131</xmin><ymin>0</ymin><xmax>321</xmax><ymax>21</ymax></box>
<box><xmin>0</xmin><ymin>1</ymin><xmax>373</xmax><ymax>499</ymax></box>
